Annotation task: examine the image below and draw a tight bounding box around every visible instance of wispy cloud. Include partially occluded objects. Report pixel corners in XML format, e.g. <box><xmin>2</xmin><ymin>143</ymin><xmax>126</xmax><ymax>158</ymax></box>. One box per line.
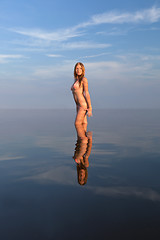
<box><xmin>21</xmin><ymin>166</ymin><xmax>76</xmax><ymax>186</ymax></box>
<box><xmin>60</xmin><ymin>41</ymin><xmax>111</xmax><ymax>50</ymax></box>
<box><xmin>79</xmin><ymin>52</ymin><xmax>111</xmax><ymax>59</ymax></box>
<box><xmin>10</xmin><ymin>27</ymin><xmax>83</xmax><ymax>42</ymax></box>
<box><xmin>32</xmin><ymin>51</ymin><xmax>160</xmax><ymax>83</ymax></box>
<box><xmin>19</xmin><ymin>167</ymin><xmax>160</xmax><ymax>201</ymax></box>
<box><xmin>0</xmin><ymin>54</ymin><xmax>25</xmax><ymax>63</ymax></box>
<box><xmin>87</xmin><ymin>186</ymin><xmax>160</xmax><ymax>201</ymax></box>
<box><xmin>0</xmin><ymin>154</ymin><xmax>25</xmax><ymax>161</ymax></box>
<box><xmin>82</xmin><ymin>6</ymin><xmax>160</xmax><ymax>26</ymax></box>
<box><xmin>9</xmin><ymin>6</ymin><xmax>160</xmax><ymax>44</ymax></box>
<box><xmin>46</xmin><ymin>54</ymin><xmax>63</xmax><ymax>58</ymax></box>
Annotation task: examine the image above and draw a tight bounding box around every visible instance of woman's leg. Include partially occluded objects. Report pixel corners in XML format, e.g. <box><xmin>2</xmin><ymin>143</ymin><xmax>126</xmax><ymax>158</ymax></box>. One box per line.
<box><xmin>82</xmin><ymin>114</ymin><xmax>88</xmax><ymax>132</ymax></box>
<box><xmin>75</xmin><ymin>105</ymin><xmax>87</xmax><ymax>126</ymax></box>
<box><xmin>75</xmin><ymin>119</ymin><xmax>87</xmax><ymax>140</ymax></box>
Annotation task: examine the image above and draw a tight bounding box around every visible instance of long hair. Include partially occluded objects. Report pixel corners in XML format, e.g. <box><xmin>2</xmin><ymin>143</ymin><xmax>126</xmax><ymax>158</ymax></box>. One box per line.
<box><xmin>74</xmin><ymin>62</ymin><xmax>85</xmax><ymax>86</ymax></box>
<box><xmin>77</xmin><ymin>163</ymin><xmax>88</xmax><ymax>185</ymax></box>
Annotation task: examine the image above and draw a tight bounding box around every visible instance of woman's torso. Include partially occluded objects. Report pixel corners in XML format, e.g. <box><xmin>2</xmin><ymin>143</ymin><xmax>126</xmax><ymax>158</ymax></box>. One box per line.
<box><xmin>71</xmin><ymin>79</ymin><xmax>87</xmax><ymax>109</ymax></box>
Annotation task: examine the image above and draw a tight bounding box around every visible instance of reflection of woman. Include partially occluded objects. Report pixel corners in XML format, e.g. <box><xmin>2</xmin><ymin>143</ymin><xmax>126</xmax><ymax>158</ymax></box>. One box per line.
<box><xmin>71</xmin><ymin>62</ymin><xmax>92</xmax><ymax>128</ymax></box>
<box><xmin>73</xmin><ymin>123</ymin><xmax>92</xmax><ymax>185</ymax></box>
<box><xmin>77</xmin><ymin>164</ymin><xmax>88</xmax><ymax>186</ymax></box>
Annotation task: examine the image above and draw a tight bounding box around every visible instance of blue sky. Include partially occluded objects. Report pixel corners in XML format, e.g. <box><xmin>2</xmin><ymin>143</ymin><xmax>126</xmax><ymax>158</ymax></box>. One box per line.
<box><xmin>0</xmin><ymin>0</ymin><xmax>160</xmax><ymax>109</ymax></box>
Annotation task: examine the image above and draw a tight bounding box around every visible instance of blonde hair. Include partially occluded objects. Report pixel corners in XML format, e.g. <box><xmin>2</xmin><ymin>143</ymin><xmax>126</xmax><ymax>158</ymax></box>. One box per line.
<box><xmin>74</xmin><ymin>62</ymin><xmax>85</xmax><ymax>85</ymax></box>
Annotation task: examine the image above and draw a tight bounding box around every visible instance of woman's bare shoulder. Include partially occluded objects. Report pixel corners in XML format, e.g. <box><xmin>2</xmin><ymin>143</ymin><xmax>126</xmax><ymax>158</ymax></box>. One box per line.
<box><xmin>82</xmin><ymin>77</ymin><xmax>88</xmax><ymax>83</ymax></box>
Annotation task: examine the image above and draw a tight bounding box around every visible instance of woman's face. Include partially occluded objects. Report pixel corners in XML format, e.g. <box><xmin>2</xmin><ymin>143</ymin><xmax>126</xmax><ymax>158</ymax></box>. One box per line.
<box><xmin>75</xmin><ymin>64</ymin><xmax>83</xmax><ymax>76</ymax></box>
<box><xmin>79</xmin><ymin>169</ymin><xmax>85</xmax><ymax>185</ymax></box>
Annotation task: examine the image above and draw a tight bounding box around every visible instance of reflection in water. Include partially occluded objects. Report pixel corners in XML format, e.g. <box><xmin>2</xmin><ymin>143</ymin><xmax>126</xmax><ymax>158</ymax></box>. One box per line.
<box><xmin>1</xmin><ymin>110</ymin><xmax>160</xmax><ymax>239</ymax></box>
<box><xmin>73</xmin><ymin>123</ymin><xmax>92</xmax><ymax>185</ymax></box>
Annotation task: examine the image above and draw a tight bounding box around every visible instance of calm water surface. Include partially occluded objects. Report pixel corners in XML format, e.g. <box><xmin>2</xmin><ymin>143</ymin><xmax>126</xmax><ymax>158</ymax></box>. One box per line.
<box><xmin>0</xmin><ymin>109</ymin><xmax>160</xmax><ymax>240</ymax></box>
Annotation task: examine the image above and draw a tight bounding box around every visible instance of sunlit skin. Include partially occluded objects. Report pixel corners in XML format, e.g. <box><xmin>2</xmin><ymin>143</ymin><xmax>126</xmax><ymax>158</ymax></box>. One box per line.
<box><xmin>73</xmin><ymin>122</ymin><xmax>92</xmax><ymax>166</ymax></box>
<box><xmin>71</xmin><ymin>63</ymin><xmax>92</xmax><ymax>185</ymax></box>
<box><xmin>79</xmin><ymin>169</ymin><xmax>85</xmax><ymax>185</ymax></box>
<box><xmin>74</xmin><ymin>122</ymin><xmax>88</xmax><ymax>164</ymax></box>
<box><xmin>73</xmin><ymin>122</ymin><xmax>92</xmax><ymax>185</ymax></box>
<box><xmin>71</xmin><ymin>63</ymin><xmax>92</xmax><ymax>128</ymax></box>
<box><xmin>75</xmin><ymin>64</ymin><xmax>83</xmax><ymax>76</ymax></box>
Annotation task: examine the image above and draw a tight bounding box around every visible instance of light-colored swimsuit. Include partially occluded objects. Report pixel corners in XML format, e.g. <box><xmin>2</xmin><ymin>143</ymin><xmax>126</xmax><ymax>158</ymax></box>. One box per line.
<box><xmin>71</xmin><ymin>80</ymin><xmax>79</xmax><ymax>91</ymax></box>
<box><xmin>71</xmin><ymin>80</ymin><xmax>88</xmax><ymax>112</ymax></box>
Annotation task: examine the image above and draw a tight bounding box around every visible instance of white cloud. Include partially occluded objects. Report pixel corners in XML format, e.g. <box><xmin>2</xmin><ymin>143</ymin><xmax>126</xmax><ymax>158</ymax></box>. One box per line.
<box><xmin>96</xmin><ymin>29</ymin><xmax>128</xmax><ymax>36</ymax></box>
<box><xmin>87</xmin><ymin>6</ymin><xmax>160</xmax><ymax>25</ymax></box>
<box><xmin>85</xmin><ymin>54</ymin><xmax>160</xmax><ymax>83</ymax></box>
<box><xmin>60</xmin><ymin>41</ymin><xmax>111</xmax><ymax>50</ymax></box>
<box><xmin>79</xmin><ymin>52</ymin><xmax>111</xmax><ymax>59</ymax></box>
<box><xmin>0</xmin><ymin>54</ymin><xmax>25</xmax><ymax>63</ymax></box>
<box><xmin>10</xmin><ymin>27</ymin><xmax>83</xmax><ymax>42</ymax></box>
<box><xmin>33</xmin><ymin>62</ymin><xmax>73</xmax><ymax>79</ymax></box>
<box><xmin>32</xmin><ymin>52</ymin><xmax>160</xmax><ymax>84</ymax></box>
<box><xmin>46</xmin><ymin>54</ymin><xmax>63</xmax><ymax>58</ymax></box>
<box><xmin>9</xmin><ymin>6</ymin><xmax>160</xmax><ymax>45</ymax></box>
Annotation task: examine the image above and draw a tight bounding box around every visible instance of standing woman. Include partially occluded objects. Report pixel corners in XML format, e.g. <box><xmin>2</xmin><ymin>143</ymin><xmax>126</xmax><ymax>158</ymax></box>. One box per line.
<box><xmin>71</xmin><ymin>62</ymin><xmax>92</xmax><ymax>127</ymax></box>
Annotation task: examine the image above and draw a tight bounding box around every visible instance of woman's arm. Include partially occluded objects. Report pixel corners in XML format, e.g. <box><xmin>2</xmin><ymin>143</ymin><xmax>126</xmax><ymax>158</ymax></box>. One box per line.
<box><xmin>83</xmin><ymin>77</ymin><xmax>92</xmax><ymax>117</ymax></box>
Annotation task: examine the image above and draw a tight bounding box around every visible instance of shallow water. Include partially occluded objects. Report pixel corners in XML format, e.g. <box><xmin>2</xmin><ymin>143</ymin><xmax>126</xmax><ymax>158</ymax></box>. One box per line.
<box><xmin>0</xmin><ymin>109</ymin><xmax>160</xmax><ymax>240</ymax></box>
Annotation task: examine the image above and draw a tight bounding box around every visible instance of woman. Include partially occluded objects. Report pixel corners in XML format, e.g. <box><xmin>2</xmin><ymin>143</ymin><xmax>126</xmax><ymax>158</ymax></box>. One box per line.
<box><xmin>71</xmin><ymin>62</ymin><xmax>92</xmax><ymax>127</ymax></box>
<box><xmin>73</xmin><ymin>123</ymin><xmax>92</xmax><ymax>185</ymax></box>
